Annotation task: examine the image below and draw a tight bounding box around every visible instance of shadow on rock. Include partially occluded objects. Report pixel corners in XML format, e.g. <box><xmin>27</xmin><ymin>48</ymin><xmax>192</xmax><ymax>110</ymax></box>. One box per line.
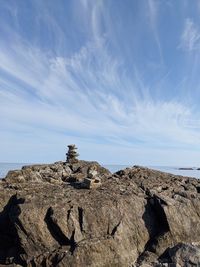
<box><xmin>44</xmin><ymin>207</ymin><xmax>77</xmax><ymax>255</ymax></box>
<box><xmin>136</xmin><ymin>195</ymin><xmax>170</xmax><ymax>265</ymax></box>
<box><xmin>0</xmin><ymin>194</ymin><xmax>26</xmax><ymax>265</ymax></box>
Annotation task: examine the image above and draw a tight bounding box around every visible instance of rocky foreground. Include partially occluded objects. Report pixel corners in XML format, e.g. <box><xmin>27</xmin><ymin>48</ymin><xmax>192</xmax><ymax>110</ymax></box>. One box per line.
<box><xmin>1</xmin><ymin>160</ymin><xmax>200</xmax><ymax>266</ymax></box>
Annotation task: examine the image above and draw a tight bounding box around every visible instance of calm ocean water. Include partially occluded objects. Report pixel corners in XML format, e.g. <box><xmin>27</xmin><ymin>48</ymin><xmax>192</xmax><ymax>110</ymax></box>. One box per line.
<box><xmin>0</xmin><ymin>163</ymin><xmax>200</xmax><ymax>179</ymax></box>
<box><xmin>0</xmin><ymin>163</ymin><xmax>30</xmax><ymax>178</ymax></box>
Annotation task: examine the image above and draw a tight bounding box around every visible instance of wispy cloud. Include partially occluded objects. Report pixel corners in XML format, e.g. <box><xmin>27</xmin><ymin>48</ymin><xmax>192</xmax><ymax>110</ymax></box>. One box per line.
<box><xmin>0</xmin><ymin>36</ymin><xmax>198</xmax><ymax>143</ymax></box>
<box><xmin>1</xmin><ymin>0</ymin><xmax>200</xmax><ymax>164</ymax></box>
<box><xmin>147</xmin><ymin>0</ymin><xmax>164</xmax><ymax>64</ymax></box>
<box><xmin>180</xmin><ymin>18</ymin><xmax>200</xmax><ymax>51</ymax></box>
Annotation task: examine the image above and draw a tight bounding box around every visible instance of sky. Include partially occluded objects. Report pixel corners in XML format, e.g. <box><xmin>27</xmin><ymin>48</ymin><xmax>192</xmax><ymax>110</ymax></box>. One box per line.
<box><xmin>1</xmin><ymin>0</ymin><xmax>200</xmax><ymax>165</ymax></box>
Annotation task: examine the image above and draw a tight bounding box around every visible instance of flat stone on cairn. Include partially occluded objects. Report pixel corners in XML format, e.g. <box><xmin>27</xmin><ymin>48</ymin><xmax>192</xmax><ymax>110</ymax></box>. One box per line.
<box><xmin>66</xmin><ymin>144</ymin><xmax>79</xmax><ymax>163</ymax></box>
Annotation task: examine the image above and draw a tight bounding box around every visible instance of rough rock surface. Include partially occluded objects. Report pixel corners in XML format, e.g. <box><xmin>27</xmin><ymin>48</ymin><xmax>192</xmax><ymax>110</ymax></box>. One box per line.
<box><xmin>1</xmin><ymin>163</ymin><xmax>200</xmax><ymax>266</ymax></box>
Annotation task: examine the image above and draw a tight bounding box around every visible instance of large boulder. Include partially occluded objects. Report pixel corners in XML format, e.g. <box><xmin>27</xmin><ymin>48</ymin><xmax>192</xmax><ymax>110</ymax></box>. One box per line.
<box><xmin>0</xmin><ymin>165</ymin><xmax>200</xmax><ymax>266</ymax></box>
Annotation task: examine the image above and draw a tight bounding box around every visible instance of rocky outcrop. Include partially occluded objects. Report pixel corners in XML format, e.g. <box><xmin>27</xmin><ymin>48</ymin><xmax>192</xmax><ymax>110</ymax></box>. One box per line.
<box><xmin>1</xmin><ymin>163</ymin><xmax>200</xmax><ymax>266</ymax></box>
<box><xmin>4</xmin><ymin>160</ymin><xmax>109</xmax><ymax>185</ymax></box>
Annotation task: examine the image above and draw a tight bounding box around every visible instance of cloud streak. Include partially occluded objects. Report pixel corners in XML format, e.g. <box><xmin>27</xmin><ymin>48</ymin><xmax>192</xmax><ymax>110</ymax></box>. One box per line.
<box><xmin>147</xmin><ymin>0</ymin><xmax>164</xmax><ymax>64</ymax></box>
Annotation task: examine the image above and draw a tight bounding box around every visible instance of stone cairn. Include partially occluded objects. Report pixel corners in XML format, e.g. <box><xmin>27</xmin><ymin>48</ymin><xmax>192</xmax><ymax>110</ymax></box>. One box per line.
<box><xmin>83</xmin><ymin>165</ymin><xmax>102</xmax><ymax>189</ymax></box>
<box><xmin>66</xmin><ymin>144</ymin><xmax>79</xmax><ymax>163</ymax></box>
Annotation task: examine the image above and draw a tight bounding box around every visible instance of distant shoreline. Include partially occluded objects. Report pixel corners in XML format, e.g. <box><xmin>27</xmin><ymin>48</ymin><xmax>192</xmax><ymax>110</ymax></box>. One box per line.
<box><xmin>178</xmin><ymin>167</ymin><xmax>200</xmax><ymax>170</ymax></box>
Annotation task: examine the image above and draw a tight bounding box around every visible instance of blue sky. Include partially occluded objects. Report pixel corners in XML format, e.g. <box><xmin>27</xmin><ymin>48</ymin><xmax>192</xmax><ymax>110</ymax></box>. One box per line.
<box><xmin>1</xmin><ymin>0</ymin><xmax>200</xmax><ymax>165</ymax></box>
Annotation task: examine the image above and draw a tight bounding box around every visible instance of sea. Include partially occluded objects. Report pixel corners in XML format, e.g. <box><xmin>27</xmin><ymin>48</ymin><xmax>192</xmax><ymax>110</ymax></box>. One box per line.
<box><xmin>0</xmin><ymin>162</ymin><xmax>200</xmax><ymax>179</ymax></box>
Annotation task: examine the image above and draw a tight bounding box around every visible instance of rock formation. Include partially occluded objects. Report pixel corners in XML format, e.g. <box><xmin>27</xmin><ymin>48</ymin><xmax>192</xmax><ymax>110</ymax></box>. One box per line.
<box><xmin>1</xmin><ymin>152</ymin><xmax>200</xmax><ymax>266</ymax></box>
<box><xmin>66</xmin><ymin>144</ymin><xmax>79</xmax><ymax>163</ymax></box>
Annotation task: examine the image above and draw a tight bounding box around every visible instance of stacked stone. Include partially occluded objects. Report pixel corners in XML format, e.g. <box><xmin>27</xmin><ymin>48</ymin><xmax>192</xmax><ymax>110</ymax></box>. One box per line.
<box><xmin>66</xmin><ymin>144</ymin><xmax>79</xmax><ymax>163</ymax></box>
<box><xmin>83</xmin><ymin>165</ymin><xmax>101</xmax><ymax>189</ymax></box>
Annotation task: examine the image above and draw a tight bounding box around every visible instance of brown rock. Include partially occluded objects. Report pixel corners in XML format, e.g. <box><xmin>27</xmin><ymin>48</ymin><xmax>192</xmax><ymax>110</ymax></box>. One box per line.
<box><xmin>1</xmin><ymin>165</ymin><xmax>200</xmax><ymax>266</ymax></box>
<box><xmin>83</xmin><ymin>177</ymin><xmax>102</xmax><ymax>189</ymax></box>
